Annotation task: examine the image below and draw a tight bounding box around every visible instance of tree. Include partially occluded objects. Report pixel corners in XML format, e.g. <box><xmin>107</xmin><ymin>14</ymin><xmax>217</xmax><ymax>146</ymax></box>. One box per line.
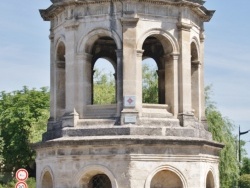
<box><xmin>239</xmin><ymin>174</ymin><xmax>250</xmax><ymax>188</ymax></box>
<box><xmin>142</xmin><ymin>64</ymin><xmax>158</xmax><ymax>103</ymax></box>
<box><xmin>0</xmin><ymin>87</ymin><xmax>49</xmax><ymax>181</ymax></box>
<box><xmin>93</xmin><ymin>69</ymin><xmax>116</xmax><ymax>104</ymax></box>
<box><xmin>205</xmin><ymin>86</ymin><xmax>239</xmax><ymax>187</ymax></box>
<box><xmin>241</xmin><ymin>157</ymin><xmax>250</xmax><ymax>175</ymax></box>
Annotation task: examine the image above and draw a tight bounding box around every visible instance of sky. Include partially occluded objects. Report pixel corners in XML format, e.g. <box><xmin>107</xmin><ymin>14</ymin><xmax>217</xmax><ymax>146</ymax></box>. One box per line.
<box><xmin>0</xmin><ymin>1</ymin><xmax>249</xmax><ymax>157</ymax></box>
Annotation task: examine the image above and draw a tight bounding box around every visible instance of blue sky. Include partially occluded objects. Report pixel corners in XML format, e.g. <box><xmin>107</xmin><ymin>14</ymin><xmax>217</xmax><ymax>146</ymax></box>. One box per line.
<box><xmin>0</xmin><ymin>1</ymin><xmax>250</xmax><ymax>157</ymax></box>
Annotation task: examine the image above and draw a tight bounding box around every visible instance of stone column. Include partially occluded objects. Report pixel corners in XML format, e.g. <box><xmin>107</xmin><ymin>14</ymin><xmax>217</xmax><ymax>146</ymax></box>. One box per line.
<box><xmin>200</xmin><ymin>29</ymin><xmax>206</xmax><ymax>123</ymax></box>
<box><xmin>76</xmin><ymin>53</ymin><xmax>92</xmax><ymax>118</ymax></box>
<box><xmin>177</xmin><ymin>22</ymin><xmax>193</xmax><ymax>126</ymax></box>
<box><xmin>191</xmin><ymin>61</ymin><xmax>201</xmax><ymax>120</ymax></box>
<box><xmin>62</xmin><ymin>20</ymin><xmax>79</xmax><ymax>127</ymax></box>
<box><xmin>47</xmin><ymin>32</ymin><xmax>57</xmax><ymax>131</ymax></box>
<box><xmin>49</xmin><ymin>32</ymin><xmax>56</xmax><ymax>121</ymax></box>
<box><xmin>165</xmin><ymin>53</ymin><xmax>179</xmax><ymax>118</ymax></box>
<box><xmin>157</xmin><ymin>69</ymin><xmax>165</xmax><ymax>104</ymax></box>
<box><xmin>120</xmin><ymin>17</ymin><xmax>140</xmax><ymax>125</ymax></box>
<box><xmin>116</xmin><ymin>50</ymin><xmax>123</xmax><ymax>118</ymax></box>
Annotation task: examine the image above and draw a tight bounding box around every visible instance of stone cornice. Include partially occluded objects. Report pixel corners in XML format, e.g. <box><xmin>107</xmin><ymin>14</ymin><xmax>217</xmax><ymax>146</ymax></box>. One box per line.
<box><xmin>40</xmin><ymin>0</ymin><xmax>214</xmax><ymax>22</ymax></box>
<box><xmin>33</xmin><ymin>135</ymin><xmax>224</xmax><ymax>150</ymax></box>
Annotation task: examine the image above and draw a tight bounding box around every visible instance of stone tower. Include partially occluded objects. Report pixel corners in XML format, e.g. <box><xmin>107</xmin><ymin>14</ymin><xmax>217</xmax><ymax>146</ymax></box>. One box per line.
<box><xmin>35</xmin><ymin>0</ymin><xmax>223</xmax><ymax>187</ymax></box>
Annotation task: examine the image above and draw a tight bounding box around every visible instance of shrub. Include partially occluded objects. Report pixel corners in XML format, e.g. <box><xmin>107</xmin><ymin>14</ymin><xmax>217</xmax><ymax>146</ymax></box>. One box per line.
<box><xmin>239</xmin><ymin>174</ymin><xmax>250</xmax><ymax>188</ymax></box>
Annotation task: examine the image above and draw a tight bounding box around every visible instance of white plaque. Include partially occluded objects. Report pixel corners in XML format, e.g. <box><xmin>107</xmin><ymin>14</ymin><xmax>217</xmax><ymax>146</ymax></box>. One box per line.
<box><xmin>124</xmin><ymin>115</ymin><xmax>137</xmax><ymax>124</ymax></box>
<box><xmin>124</xmin><ymin>96</ymin><xmax>136</xmax><ymax>107</ymax></box>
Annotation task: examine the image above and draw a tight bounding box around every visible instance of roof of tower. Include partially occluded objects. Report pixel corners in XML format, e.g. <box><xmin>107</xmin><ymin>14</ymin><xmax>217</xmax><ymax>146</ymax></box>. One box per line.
<box><xmin>40</xmin><ymin>0</ymin><xmax>215</xmax><ymax>22</ymax></box>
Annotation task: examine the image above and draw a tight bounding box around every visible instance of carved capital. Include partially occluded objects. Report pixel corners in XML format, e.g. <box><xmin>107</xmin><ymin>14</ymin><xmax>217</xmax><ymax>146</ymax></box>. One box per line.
<box><xmin>191</xmin><ymin>60</ymin><xmax>201</xmax><ymax>66</ymax></box>
<box><xmin>177</xmin><ymin>22</ymin><xmax>192</xmax><ymax>31</ymax></box>
<box><xmin>200</xmin><ymin>30</ymin><xmax>205</xmax><ymax>42</ymax></box>
<box><xmin>56</xmin><ymin>60</ymin><xmax>65</xmax><ymax>68</ymax></box>
<box><xmin>136</xmin><ymin>49</ymin><xmax>144</xmax><ymax>57</ymax></box>
<box><xmin>120</xmin><ymin>17</ymin><xmax>139</xmax><ymax>28</ymax></box>
<box><xmin>64</xmin><ymin>20</ymin><xmax>79</xmax><ymax>30</ymax></box>
<box><xmin>76</xmin><ymin>52</ymin><xmax>93</xmax><ymax>61</ymax></box>
<box><xmin>115</xmin><ymin>49</ymin><xmax>123</xmax><ymax>57</ymax></box>
<box><xmin>163</xmin><ymin>53</ymin><xmax>180</xmax><ymax>61</ymax></box>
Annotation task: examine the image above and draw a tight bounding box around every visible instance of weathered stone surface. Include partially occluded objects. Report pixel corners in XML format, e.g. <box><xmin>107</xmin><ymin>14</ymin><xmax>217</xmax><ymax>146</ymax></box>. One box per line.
<box><xmin>36</xmin><ymin>0</ymin><xmax>221</xmax><ymax>187</ymax></box>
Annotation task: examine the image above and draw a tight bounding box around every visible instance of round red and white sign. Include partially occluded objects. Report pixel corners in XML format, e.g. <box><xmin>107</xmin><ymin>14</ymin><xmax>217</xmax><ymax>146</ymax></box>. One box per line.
<box><xmin>15</xmin><ymin>181</ymin><xmax>28</xmax><ymax>188</ymax></box>
<box><xmin>16</xmin><ymin>168</ymin><xmax>29</xmax><ymax>182</ymax></box>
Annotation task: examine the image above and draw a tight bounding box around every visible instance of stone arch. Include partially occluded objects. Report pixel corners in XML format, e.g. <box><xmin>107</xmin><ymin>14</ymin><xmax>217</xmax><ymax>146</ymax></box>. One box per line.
<box><xmin>77</xmin><ymin>28</ymin><xmax>122</xmax><ymax>54</ymax></box>
<box><xmin>54</xmin><ymin>35</ymin><xmax>66</xmax><ymax>58</ymax></box>
<box><xmin>145</xmin><ymin>165</ymin><xmax>187</xmax><ymax>188</ymax></box>
<box><xmin>137</xmin><ymin>28</ymin><xmax>179</xmax><ymax>54</ymax></box>
<box><xmin>40</xmin><ymin>166</ymin><xmax>54</xmax><ymax>188</ymax></box>
<box><xmin>191</xmin><ymin>37</ymin><xmax>200</xmax><ymax>62</ymax></box>
<box><xmin>74</xmin><ymin>165</ymin><xmax>118</xmax><ymax>188</ymax></box>
<box><xmin>137</xmin><ymin>29</ymin><xmax>179</xmax><ymax>116</ymax></box>
<box><xmin>205</xmin><ymin>168</ymin><xmax>216</xmax><ymax>188</ymax></box>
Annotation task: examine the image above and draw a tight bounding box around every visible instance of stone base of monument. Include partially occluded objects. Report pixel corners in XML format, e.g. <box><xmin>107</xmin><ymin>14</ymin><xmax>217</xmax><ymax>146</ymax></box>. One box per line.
<box><xmin>35</xmin><ymin>136</ymin><xmax>222</xmax><ymax>188</ymax></box>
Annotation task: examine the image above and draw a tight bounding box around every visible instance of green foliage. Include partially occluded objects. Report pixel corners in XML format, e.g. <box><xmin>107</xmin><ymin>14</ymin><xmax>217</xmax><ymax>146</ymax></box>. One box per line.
<box><xmin>142</xmin><ymin>64</ymin><xmax>158</xmax><ymax>103</ymax></box>
<box><xmin>93</xmin><ymin>69</ymin><xmax>116</xmax><ymax>104</ymax></box>
<box><xmin>241</xmin><ymin>158</ymin><xmax>250</xmax><ymax>175</ymax></box>
<box><xmin>0</xmin><ymin>87</ymin><xmax>49</xmax><ymax>178</ymax></box>
<box><xmin>205</xmin><ymin>85</ymin><xmax>239</xmax><ymax>187</ymax></box>
<box><xmin>239</xmin><ymin>174</ymin><xmax>250</xmax><ymax>188</ymax></box>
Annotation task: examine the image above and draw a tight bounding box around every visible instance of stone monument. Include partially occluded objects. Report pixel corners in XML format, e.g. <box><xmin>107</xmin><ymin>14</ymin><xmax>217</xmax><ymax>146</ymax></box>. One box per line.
<box><xmin>35</xmin><ymin>0</ymin><xmax>223</xmax><ymax>187</ymax></box>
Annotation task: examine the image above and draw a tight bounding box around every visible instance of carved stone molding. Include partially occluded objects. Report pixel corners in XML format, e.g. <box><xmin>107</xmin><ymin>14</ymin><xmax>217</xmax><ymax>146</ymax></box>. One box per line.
<box><xmin>120</xmin><ymin>17</ymin><xmax>139</xmax><ymax>28</ymax></box>
<box><xmin>176</xmin><ymin>22</ymin><xmax>192</xmax><ymax>31</ymax></box>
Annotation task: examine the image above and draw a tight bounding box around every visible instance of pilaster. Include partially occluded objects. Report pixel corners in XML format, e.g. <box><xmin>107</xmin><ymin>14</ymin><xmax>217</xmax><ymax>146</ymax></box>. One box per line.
<box><xmin>120</xmin><ymin>17</ymin><xmax>140</xmax><ymax>124</ymax></box>
<box><xmin>177</xmin><ymin>22</ymin><xmax>193</xmax><ymax>126</ymax></box>
<box><xmin>49</xmin><ymin>32</ymin><xmax>56</xmax><ymax>122</ymax></box>
<box><xmin>62</xmin><ymin>20</ymin><xmax>79</xmax><ymax>127</ymax></box>
<box><xmin>200</xmin><ymin>29</ymin><xmax>206</xmax><ymax>123</ymax></box>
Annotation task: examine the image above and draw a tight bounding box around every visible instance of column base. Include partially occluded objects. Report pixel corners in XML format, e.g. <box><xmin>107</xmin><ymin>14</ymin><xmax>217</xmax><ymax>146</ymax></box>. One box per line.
<box><xmin>62</xmin><ymin>109</ymin><xmax>79</xmax><ymax>128</ymax></box>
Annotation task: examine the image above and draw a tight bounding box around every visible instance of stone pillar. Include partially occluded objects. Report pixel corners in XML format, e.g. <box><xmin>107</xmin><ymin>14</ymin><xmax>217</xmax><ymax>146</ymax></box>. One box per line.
<box><xmin>191</xmin><ymin>61</ymin><xmax>201</xmax><ymax>120</ymax></box>
<box><xmin>49</xmin><ymin>32</ymin><xmax>56</xmax><ymax>122</ymax></box>
<box><xmin>200</xmin><ymin>29</ymin><xmax>206</xmax><ymax>123</ymax></box>
<box><xmin>116</xmin><ymin>50</ymin><xmax>123</xmax><ymax>118</ymax></box>
<box><xmin>120</xmin><ymin>17</ymin><xmax>140</xmax><ymax>124</ymax></box>
<box><xmin>157</xmin><ymin>69</ymin><xmax>165</xmax><ymax>104</ymax></box>
<box><xmin>177</xmin><ymin>22</ymin><xmax>193</xmax><ymax>126</ymax></box>
<box><xmin>62</xmin><ymin>20</ymin><xmax>79</xmax><ymax>127</ymax></box>
<box><xmin>76</xmin><ymin>53</ymin><xmax>92</xmax><ymax>118</ymax></box>
<box><xmin>75</xmin><ymin>53</ymin><xmax>92</xmax><ymax>118</ymax></box>
<box><xmin>165</xmin><ymin>53</ymin><xmax>179</xmax><ymax>118</ymax></box>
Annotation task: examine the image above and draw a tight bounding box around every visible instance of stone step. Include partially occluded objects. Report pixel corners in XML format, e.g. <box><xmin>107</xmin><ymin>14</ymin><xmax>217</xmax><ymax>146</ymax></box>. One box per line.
<box><xmin>138</xmin><ymin>117</ymin><xmax>180</xmax><ymax>127</ymax></box>
<box><xmin>77</xmin><ymin>119</ymin><xmax>116</xmax><ymax>127</ymax></box>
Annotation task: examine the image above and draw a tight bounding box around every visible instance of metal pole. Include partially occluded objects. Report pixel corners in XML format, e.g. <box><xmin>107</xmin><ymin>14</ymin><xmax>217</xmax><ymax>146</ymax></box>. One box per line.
<box><xmin>239</xmin><ymin>126</ymin><xmax>241</xmax><ymax>162</ymax></box>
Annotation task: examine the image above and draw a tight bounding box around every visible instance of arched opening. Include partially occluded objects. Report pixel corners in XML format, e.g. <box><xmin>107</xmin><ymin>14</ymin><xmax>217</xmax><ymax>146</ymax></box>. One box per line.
<box><xmin>191</xmin><ymin>42</ymin><xmax>200</xmax><ymax>118</ymax></box>
<box><xmin>88</xmin><ymin>174</ymin><xmax>112</xmax><ymax>188</ymax></box>
<box><xmin>56</xmin><ymin>41</ymin><xmax>66</xmax><ymax>119</ymax></box>
<box><xmin>42</xmin><ymin>171</ymin><xmax>53</xmax><ymax>188</ymax></box>
<box><xmin>206</xmin><ymin>171</ymin><xmax>215</xmax><ymax>188</ymax></box>
<box><xmin>142</xmin><ymin>36</ymin><xmax>165</xmax><ymax>104</ymax></box>
<box><xmin>93</xmin><ymin>58</ymin><xmax>116</xmax><ymax>104</ymax></box>
<box><xmin>142</xmin><ymin>58</ymin><xmax>158</xmax><ymax>104</ymax></box>
<box><xmin>91</xmin><ymin>37</ymin><xmax>117</xmax><ymax>105</ymax></box>
<box><xmin>150</xmin><ymin>170</ymin><xmax>183</xmax><ymax>188</ymax></box>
